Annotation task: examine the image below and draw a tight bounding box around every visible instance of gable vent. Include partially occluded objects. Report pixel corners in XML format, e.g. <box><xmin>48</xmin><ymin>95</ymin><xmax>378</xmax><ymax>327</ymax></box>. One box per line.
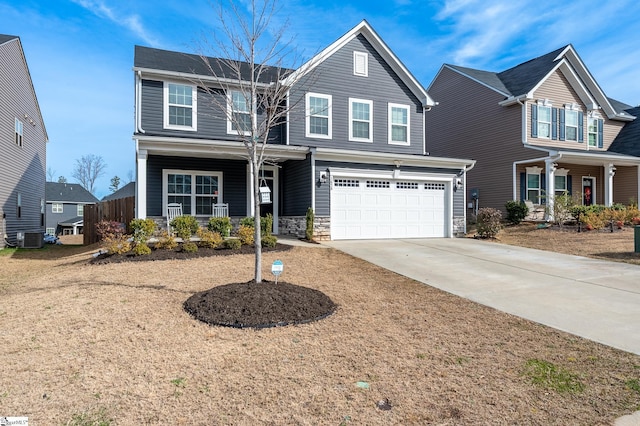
<box><xmin>353</xmin><ymin>51</ymin><xmax>368</xmax><ymax>77</ymax></box>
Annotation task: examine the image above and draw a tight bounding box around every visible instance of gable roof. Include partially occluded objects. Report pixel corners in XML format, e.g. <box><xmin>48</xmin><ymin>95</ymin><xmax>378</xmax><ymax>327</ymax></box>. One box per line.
<box><xmin>438</xmin><ymin>44</ymin><xmax>634</xmax><ymax>121</ymax></box>
<box><xmin>102</xmin><ymin>181</ymin><xmax>135</xmax><ymax>201</ymax></box>
<box><xmin>284</xmin><ymin>20</ymin><xmax>432</xmax><ymax>106</ymax></box>
<box><xmin>609</xmin><ymin>106</ymin><xmax>640</xmax><ymax>157</ymax></box>
<box><xmin>0</xmin><ymin>34</ymin><xmax>18</xmax><ymax>45</ymax></box>
<box><xmin>46</xmin><ymin>182</ymin><xmax>99</xmax><ymax>204</ymax></box>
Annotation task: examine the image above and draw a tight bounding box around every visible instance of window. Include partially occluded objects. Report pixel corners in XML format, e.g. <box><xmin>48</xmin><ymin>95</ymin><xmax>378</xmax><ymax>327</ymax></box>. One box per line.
<box><xmin>353</xmin><ymin>51</ymin><xmax>368</xmax><ymax>77</ymax></box>
<box><xmin>525</xmin><ymin>167</ymin><xmax>542</xmax><ymax>203</ymax></box>
<box><xmin>15</xmin><ymin>118</ymin><xmax>23</xmax><ymax>146</ymax></box>
<box><xmin>537</xmin><ymin>106</ymin><xmax>552</xmax><ymax>138</ymax></box>
<box><xmin>565</xmin><ymin>110</ymin><xmax>578</xmax><ymax>141</ymax></box>
<box><xmin>555</xmin><ymin>175</ymin><xmax>567</xmax><ymax>196</ymax></box>
<box><xmin>396</xmin><ymin>182</ymin><xmax>419</xmax><ymax>190</ymax></box>
<box><xmin>17</xmin><ymin>193</ymin><xmax>21</xmax><ymax>218</ymax></box>
<box><xmin>164</xmin><ymin>170</ymin><xmax>222</xmax><ymax>216</ymax></box>
<box><xmin>366</xmin><ymin>180</ymin><xmax>390</xmax><ymax>188</ymax></box>
<box><xmin>52</xmin><ymin>203</ymin><xmax>63</xmax><ymax>213</ymax></box>
<box><xmin>388</xmin><ymin>103</ymin><xmax>410</xmax><ymax>145</ymax></box>
<box><xmin>228</xmin><ymin>90</ymin><xmax>252</xmax><ymax>135</ymax></box>
<box><xmin>349</xmin><ymin>98</ymin><xmax>373</xmax><ymax>142</ymax></box>
<box><xmin>334</xmin><ymin>179</ymin><xmax>359</xmax><ymax>187</ymax></box>
<box><xmin>425</xmin><ymin>183</ymin><xmax>446</xmax><ymax>190</ymax></box>
<box><xmin>587</xmin><ymin>115</ymin><xmax>603</xmax><ymax>148</ymax></box>
<box><xmin>77</xmin><ymin>204</ymin><xmax>84</xmax><ymax>216</ymax></box>
<box><xmin>46</xmin><ymin>228</ymin><xmax>56</xmax><ymax>235</ymax></box>
<box><xmin>164</xmin><ymin>82</ymin><xmax>196</xmax><ymax>130</ymax></box>
<box><xmin>306</xmin><ymin>93</ymin><xmax>331</xmax><ymax>138</ymax></box>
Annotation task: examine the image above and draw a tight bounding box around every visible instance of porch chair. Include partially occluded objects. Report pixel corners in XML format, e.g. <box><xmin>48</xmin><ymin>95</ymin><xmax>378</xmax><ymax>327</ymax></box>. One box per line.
<box><xmin>212</xmin><ymin>203</ymin><xmax>229</xmax><ymax>218</ymax></box>
<box><xmin>524</xmin><ymin>200</ymin><xmax>542</xmax><ymax>220</ymax></box>
<box><xmin>166</xmin><ymin>203</ymin><xmax>183</xmax><ymax>232</ymax></box>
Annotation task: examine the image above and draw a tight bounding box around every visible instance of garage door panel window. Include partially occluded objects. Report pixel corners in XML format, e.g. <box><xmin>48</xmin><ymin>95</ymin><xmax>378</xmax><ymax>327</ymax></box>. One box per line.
<box><xmin>334</xmin><ymin>179</ymin><xmax>360</xmax><ymax>187</ymax></box>
<box><xmin>396</xmin><ymin>182</ymin><xmax>419</xmax><ymax>189</ymax></box>
<box><xmin>425</xmin><ymin>183</ymin><xmax>446</xmax><ymax>190</ymax></box>
<box><xmin>366</xmin><ymin>180</ymin><xmax>390</xmax><ymax>188</ymax></box>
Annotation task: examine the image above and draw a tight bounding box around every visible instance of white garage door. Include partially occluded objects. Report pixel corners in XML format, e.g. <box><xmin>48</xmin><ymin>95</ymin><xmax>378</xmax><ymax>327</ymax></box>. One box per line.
<box><xmin>331</xmin><ymin>177</ymin><xmax>448</xmax><ymax>240</ymax></box>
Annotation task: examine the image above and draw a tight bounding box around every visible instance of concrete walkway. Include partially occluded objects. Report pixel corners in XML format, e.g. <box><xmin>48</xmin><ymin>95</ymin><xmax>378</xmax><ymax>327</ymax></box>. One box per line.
<box><xmin>324</xmin><ymin>238</ymin><xmax>640</xmax><ymax>355</ymax></box>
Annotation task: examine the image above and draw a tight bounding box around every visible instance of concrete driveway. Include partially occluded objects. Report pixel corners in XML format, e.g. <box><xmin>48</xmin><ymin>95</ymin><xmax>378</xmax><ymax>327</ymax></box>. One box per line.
<box><xmin>324</xmin><ymin>238</ymin><xmax>640</xmax><ymax>355</ymax></box>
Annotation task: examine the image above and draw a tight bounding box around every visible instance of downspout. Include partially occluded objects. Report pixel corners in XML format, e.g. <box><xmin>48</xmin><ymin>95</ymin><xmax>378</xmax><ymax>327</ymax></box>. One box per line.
<box><xmin>461</xmin><ymin>161</ymin><xmax>476</xmax><ymax>235</ymax></box>
<box><xmin>285</xmin><ymin>88</ymin><xmax>290</xmax><ymax>145</ymax></box>
<box><xmin>310</xmin><ymin>148</ymin><xmax>316</xmax><ymax>211</ymax></box>
<box><xmin>136</xmin><ymin>70</ymin><xmax>145</xmax><ymax>134</ymax></box>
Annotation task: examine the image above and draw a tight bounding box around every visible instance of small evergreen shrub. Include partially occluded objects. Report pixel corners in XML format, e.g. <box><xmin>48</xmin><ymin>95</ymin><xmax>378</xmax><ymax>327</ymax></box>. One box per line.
<box><xmin>170</xmin><ymin>215</ymin><xmax>199</xmax><ymax>240</ymax></box>
<box><xmin>237</xmin><ymin>225</ymin><xmax>255</xmax><ymax>245</ymax></box>
<box><xmin>305</xmin><ymin>207</ymin><xmax>314</xmax><ymax>240</ymax></box>
<box><xmin>154</xmin><ymin>230</ymin><xmax>178</xmax><ymax>250</ymax></box>
<box><xmin>132</xmin><ymin>242</ymin><xmax>152</xmax><ymax>256</ymax></box>
<box><xmin>261</xmin><ymin>234</ymin><xmax>277</xmax><ymax>248</ymax></box>
<box><xmin>181</xmin><ymin>241</ymin><xmax>199</xmax><ymax>253</ymax></box>
<box><xmin>224</xmin><ymin>238</ymin><xmax>242</xmax><ymax>250</ymax></box>
<box><xmin>505</xmin><ymin>200</ymin><xmax>528</xmax><ymax>225</ymax></box>
<box><xmin>197</xmin><ymin>228</ymin><xmax>223</xmax><ymax>249</ymax></box>
<box><xmin>103</xmin><ymin>235</ymin><xmax>131</xmax><ymax>255</ymax></box>
<box><xmin>476</xmin><ymin>207</ymin><xmax>502</xmax><ymax>238</ymax></box>
<box><xmin>130</xmin><ymin>218</ymin><xmax>156</xmax><ymax>243</ymax></box>
<box><xmin>239</xmin><ymin>217</ymin><xmax>255</xmax><ymax>227</ymax></box>
<box><xmin>207</xmin><ymin>217</ymin><xmax>231</xmax><ymax>237</ymax></box>
<box><xmin>239</xmin><ymin>215</ymin><xmax>272</xmax><ymax>236</ymax></box>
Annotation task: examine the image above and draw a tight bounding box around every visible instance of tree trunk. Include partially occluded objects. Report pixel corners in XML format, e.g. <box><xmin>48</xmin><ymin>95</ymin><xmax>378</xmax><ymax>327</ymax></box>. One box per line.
<box><xmin>252</xmin><ymin>158</ymin><xmax>262</xmax><ymax>283</ymax></box>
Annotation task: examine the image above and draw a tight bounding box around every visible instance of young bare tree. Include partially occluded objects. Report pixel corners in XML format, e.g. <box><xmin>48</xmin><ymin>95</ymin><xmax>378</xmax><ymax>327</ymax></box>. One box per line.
<box><xmin>46</xmin><ymin>166</ymin><xmax>56</xmax><ymax>182</ymax></box>
<box><xmin>197</xmin><ymin>0</ymin><xmax>314</xmax><ymax>283</ymax></box>
<box><xmin>72</xmin><ymin>154</ymin><xmax>106</xmax><ymax>195</ymax></box>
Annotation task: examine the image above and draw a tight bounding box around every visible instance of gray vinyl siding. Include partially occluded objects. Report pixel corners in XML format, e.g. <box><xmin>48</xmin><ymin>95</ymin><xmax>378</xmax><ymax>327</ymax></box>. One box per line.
<box><xmin>146</xmin><ymin>155</ymin><xmax>247</xmax><ymax>217</ymax></box>
<box><xmin>289</xmin><ymin>35</ymin><xmax>424</xmax><ymax>154</ymax></box>
<box><xmin>0</xmin><ymin>38</ymin><xmax>47</xmax><ymax>245</ymax></box>
<box><xmin>139</xmin><ymin>79</ymin><xmax>284</xmax><ymax>143</ymax></box>
<box><xmin>45</xmin><ymin>202</ymin><xmax>89</xmax><ymax>233</ymax></box>
<box><xmin>281</xmin><ymin>157</ymin><xmax>311</xmax><ymax>216</ymax></box>
<box><xmin>426</xmin><ymin>66</ymin><xmax>540</xmax><ymax>213</ymax></box>
<box><xmin>314</xmin><ymin>161</ymin><xmax>463</xmax><ymax>217</ymax></box>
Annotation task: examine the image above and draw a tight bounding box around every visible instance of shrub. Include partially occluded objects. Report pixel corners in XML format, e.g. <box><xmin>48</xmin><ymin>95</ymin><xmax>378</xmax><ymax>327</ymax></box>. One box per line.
<box><xmin>305</xmin><ymin>207</ymin><xmax>314</xmax><ymax>240</ymax></box>
<box><xmin>239</xmin><ymin>216</ymin><xmax>255</xmax><ymax>227</ymax></box>
<box><xmin>261</xmin><ymin>234</ymin><xmax>278</xmax><ymax>248</ymax></box>
<box><xmin>550</xmin><ymin>191</ymin><xmax>577</xmax><ymax>228</ymax></box>
<box><xmin>476</xmin><ymin>207</ymin><xmax>502</xmax><ymax>238</ymax></box>
<box><xmin>581</xmin><ymin>211</ymin><xmax>606</xmax><ymax>230</ymax></box>
<box><xmin>96</xmin><ymin>220</ymin><xmax>124</xmax><ymax>241</ymax></box>
<box><xmin>170</xmin><ymin>215</ymin><xmax>199</xmax><ymax>240</ymax></box>
<box><xmin>154</xmin><ymin>230</ymin><xmax>178</xmax><ymax>250</ymax></box>
<box><xmin>103</xmin><ymin>235</ymin><xmax>131</xmax><ymax>254</ymax></box>
<box><xmin>570</xmin><ymin>205</ymin><xmax>589</xmax><ymax>222</ymax></box>
<box><xmin>505</xmin><ymin>200</ymin><xmax>528</xmax><ymax>225</ymax></box>
<box><xmin>207</xmin><ymin>217</ymin><xmax>231</xmax><ymax>237</ymax></box>
<box><xmin>237</xmin><ymin>225</ymin><xmax>255</xmax><ymax>245</ymax></box>
<box><xmin>224</xmin><ymin>238</ymin><xmax>242</xmax><ymax>250</ymax></box>
<box><xmin>181</xmin><ymin>241</ymin><xmax>199</xmax><ymax>253</ymax></box>
<box><xmin>130</xmin><ymin>218</ymin><xmax>156</xmax><ymax>243</ymax></box>
<box><xmin>132</xmin><ymin>242</ymin><xmax>152</xmax><ymax>256</ymax></box>
<box><xmin>197</xmin><ymin>228</ymin><xmax>223</xmax><ymax>249</ymax></box>
<box><xmin>239</xmin><ymin>215</ymin><xmax>272</xmax><ymax>236</ymax></box>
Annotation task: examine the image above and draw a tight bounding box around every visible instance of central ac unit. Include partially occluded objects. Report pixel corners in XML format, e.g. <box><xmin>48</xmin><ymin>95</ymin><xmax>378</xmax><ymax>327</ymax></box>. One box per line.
<box><xmin>23</xmin><ymin>232</ymin><xmax>44</xmax><ymax>249</ymax></box>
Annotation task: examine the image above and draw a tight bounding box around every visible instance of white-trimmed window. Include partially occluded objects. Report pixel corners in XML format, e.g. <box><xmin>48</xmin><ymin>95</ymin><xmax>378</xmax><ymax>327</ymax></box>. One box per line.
<box><xmin>52</xmin><ymin>203</ymin><xmax>63</xmax><ymax>213</ymax></box>
<box><xmin>388</xmin><ymin>103</ymin><xmax>409</xmax><ymax>145</ymax></box>
<box><xmin>164</xmin><ymin>82</ymin><xmax>196</xmax><ymax>130</ymax></box>
<box><xmin>15</xmin><ymin>118</ymin><xmax>23</xmax><ymax>147</ymax></box>
<box><xmin>77</xmin><ymin>204</ymin><xmax>84</xmax><ymax>216</ymax></box>
<box><xmin>588</xmin><ymin>116</ymin><xmax>598</xmax><ymax>147</ymax></box>
<box><xmin>227</xmin><ymin>90</ymin><xmax>252</xmax><ymax>135</ymax></box>
<box><xmin>526</xmin><ymin>166</ymin><xmax>542</xmax><ymax>203</ymax></box>
<box><xmin>565</xmin><ymin>109</ymin><xmax>578</xmax><ymax>141</ymax></box>
<box><xmin>17</xmin><ymin>192</ymin><xmax>21</xmax><ymax>218</ymax></box>
<box><xmin>306</xmin><ymin>93</ymin><xmax>331</xmax><ymax>138</ymax></box>
<box><xmin>537</xmin><ymin>105</ymin><xmax>552</xmax><ymax>138</ymax></box>
<box><xmin>164</xmin><ymin>170</ymin><xmax>223</xmax><ymax>216</ymax></box>
<box><xmin>46</xmin><ymin>228</ymin><xmax>56</xmax><ymax>235</ymax></box>
<box><xmin>353</xmin><ymin>51</ymin><xmax>368</xmax><ymax>77</ymax></box>
<box><xmin>349</xmin><ymin>98</ymin><xmax>373</xmax><ymax>142</ymax></box>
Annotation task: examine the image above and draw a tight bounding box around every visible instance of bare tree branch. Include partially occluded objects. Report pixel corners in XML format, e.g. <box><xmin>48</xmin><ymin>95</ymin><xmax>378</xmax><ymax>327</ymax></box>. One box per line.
<box><xmin>72</xmin><ymin>154</ymin><xmax>106</xmax><ymax>195</ymax></box>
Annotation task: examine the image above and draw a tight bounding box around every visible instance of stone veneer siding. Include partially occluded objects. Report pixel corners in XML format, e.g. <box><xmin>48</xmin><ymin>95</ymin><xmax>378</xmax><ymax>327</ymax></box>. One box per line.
<box><xmin>279</xmin><ymin>216</ymin><xmax>331</xmax><ymax>241</ymax></box>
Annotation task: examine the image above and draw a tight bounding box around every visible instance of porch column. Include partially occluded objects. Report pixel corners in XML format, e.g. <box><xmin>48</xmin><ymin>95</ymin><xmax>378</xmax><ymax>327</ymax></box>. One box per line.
<box><xmin>545</xmin><ymin>159</ymin><xmax>556</xmax><ymax>221</ymax></box>
<box><xmin>605</xmin><ymin>163</ymin><xmax>615</xmax><ymax>207</ymax></box>
<box><xmin>136</xmin><ymin>149</ymin><xmax>147</xmax><ymax>219</ymax></box>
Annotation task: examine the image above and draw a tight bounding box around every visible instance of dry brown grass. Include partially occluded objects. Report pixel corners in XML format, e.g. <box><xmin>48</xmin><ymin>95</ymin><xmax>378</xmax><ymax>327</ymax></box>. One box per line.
<box><xmin>0</xmin><ymin>236</ymin><xmax>639</xmax><ymax>424</ymax></box>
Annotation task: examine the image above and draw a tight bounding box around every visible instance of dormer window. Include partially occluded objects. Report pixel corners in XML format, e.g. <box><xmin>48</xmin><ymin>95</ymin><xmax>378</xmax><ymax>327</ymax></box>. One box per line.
<box><xmin>164</xmin><ymin>82</ymin><xmax>197</xmax><ymax>131</ymax></box>
<box><xmin>353</xmin><ymin>51</ymin><xmax>368</xmax><ymax>77</ymax></box>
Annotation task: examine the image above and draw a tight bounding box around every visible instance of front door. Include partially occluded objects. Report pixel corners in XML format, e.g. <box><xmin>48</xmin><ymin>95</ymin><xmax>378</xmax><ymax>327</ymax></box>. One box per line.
<box><xmin>582</xmin><ymin>177</ymin><xmax>595</xmax><ymax>206</ymax></box>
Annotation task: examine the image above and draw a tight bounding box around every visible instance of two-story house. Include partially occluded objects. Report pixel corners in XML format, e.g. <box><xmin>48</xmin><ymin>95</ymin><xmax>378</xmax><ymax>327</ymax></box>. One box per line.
<box><xmin>0</xmin><ymin>35</ymin><xmax>48</xmax><ymax>248</ymax></box>
<box><xmin>45</xmin><ymin>182</ymin><xmax>98</xmax><ymax>236</ymax></box>
<box><xmin>133</xmin><ymin>21</ymin><xmax>475</xmax><ymax>240</ymax></box>
<box><xmin>425</xmin><ymin>44</ymin><xmax>640</xmax><ymax>219</ymax></box>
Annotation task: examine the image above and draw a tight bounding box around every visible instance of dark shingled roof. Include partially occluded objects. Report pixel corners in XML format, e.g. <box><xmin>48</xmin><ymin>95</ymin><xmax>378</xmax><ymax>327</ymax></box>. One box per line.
<box><xmin>134</xmin><ymin>45</ymin><xmax>290</xmax><ymax>84</ymax></box>
<box><xmin>46</xmin><ymin>182</ymin><xmax>99</xmax><ymax>203</ymax></box>
<box><xmin>497</xmin><ymin>46</ymin><xmax>567</xmax><ymax>96</ymax></box>
<box><xmin>447</xmin><ymin>64</ymin><xmax>511</xmax><ymax>95</ymax></box>
<box><xmin>102</xmin><ymin>181</ymin><xmax>135</xmax><ymax>201</ymax></box>
<box><xmin>609</xmin><ymin>106</ymin><xmax>640</xmax><ymax>157</ymax></box>
<box><xmin>0</xmin><ymin>34</ymin><xmax>18</xmax><ymax>44</ymax></box>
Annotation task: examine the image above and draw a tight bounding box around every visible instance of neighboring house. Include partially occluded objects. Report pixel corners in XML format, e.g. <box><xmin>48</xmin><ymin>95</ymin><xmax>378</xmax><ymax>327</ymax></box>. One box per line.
<box><xmin>45</xmin><ymin>182</ymin><xmax>98</xmax><ymax>236</ymax></box>
<box><xmin>102</xmin><ymin>181</ymin><xmax>135</xmax><ymax>202</ymax></box>
<box><xmin>610</xmin><ymin>106</ymin><xmax>640</xmax><ymax>158</ymax></box>
<box><xmin>133</xmin><ymin>20</ymin><xmax>475</xmax><ymax>240</ymax></box>
<box><xmin>0</xmin><ymin>34</ymin><xmax>48</xmax><ymax>247</ymax></box>
<box><xmin>425</xmin><ymin>44</ymin><xmax>640</xmax><ymax>219</ymax></box>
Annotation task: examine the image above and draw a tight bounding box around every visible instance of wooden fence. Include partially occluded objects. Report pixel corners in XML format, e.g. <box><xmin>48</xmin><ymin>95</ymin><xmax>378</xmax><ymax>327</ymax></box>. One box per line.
<box><xmin>83</xmin><ymin>196</ymin><xmax>135</xmax><ymax>245</ymax></box>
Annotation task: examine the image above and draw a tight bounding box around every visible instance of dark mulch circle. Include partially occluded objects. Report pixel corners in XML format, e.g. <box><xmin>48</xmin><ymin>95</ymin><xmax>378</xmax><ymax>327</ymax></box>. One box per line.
<box><xmin>183</xmin><ymin>280</ymin><xmax>337</xmax><ymax>329</ymax></box>
<box><xmin>90</xmin><ymin>243</ymin><xmax>292</xmax><ymax>264</ymax></box>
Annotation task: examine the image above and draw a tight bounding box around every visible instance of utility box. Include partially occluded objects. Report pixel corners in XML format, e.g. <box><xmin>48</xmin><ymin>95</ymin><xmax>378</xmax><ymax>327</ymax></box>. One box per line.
<box><xmin>635</xmin><ymin>226</ymin><xmax>640</xmax><ymax>254</ymax></box>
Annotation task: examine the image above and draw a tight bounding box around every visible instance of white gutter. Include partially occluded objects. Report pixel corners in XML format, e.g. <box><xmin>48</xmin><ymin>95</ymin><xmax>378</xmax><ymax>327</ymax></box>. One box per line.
<box><xmin>512</xmin><ymin>154</ymin><xmax>562</xmax><ymax>200</ymax></box>
<box><xmin>134</xmin><ymin>67</ymin><xmax>273</xmax><ymax>89</ymax></box>
<box><xmin>310</xmin><ymin>149</ymin><xmax>316</xmax><ymax>211</ymax></box>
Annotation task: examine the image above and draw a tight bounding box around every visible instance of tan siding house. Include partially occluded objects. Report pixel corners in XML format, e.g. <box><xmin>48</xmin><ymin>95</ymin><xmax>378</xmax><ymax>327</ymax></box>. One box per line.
<box><xmin>426</xmin><ymin>44</ymin><xmax>640</xmax><ymax>220</ymax></box>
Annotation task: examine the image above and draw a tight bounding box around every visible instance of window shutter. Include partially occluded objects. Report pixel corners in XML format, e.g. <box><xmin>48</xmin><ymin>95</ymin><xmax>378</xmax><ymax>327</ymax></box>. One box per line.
<box><xmin>578</xmin><ymin>111</ymin><xmax>584</xmax><ymax>143</ymax></box>
<box><xmin>520</xmin><ymin>173</ymin><xmax>526</xmax><ymax>201</ymax></box>
<box><xmin>552</xmin><ymin>107</ymin><xmax>558</xmax><ymax>140</ymax></box>
<box><xmin>567</xmin><ymin>175</ymin><xmax>572</xmax><ymax>195</ymax></box>
<box><xmin>559</xmin><ymin>109</ymin><xmax>565</xmax><ymax>140</ymax></box>
<box><xmin>540</xmin><ymin>173</ymin><xmax>546</xmax><ymax>204</ymax></box>
<box><xmin>597</xmin><ymin>119</ymin><xmax>604</xmax><ymax>148</ymax></box>
<box><xmin>531</xmin><ymin>105</ymin><xmax>537</xmax><ymax>138</ymax></box>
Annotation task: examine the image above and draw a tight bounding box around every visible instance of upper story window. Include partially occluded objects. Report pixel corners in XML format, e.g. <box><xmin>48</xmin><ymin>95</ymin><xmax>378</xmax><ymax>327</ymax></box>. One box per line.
<box><xmin>537</xmin><ymin>105</ymin><xmax>552</xmax><ymax>138</ymax></box>
<box><xmin>305</xmin><ymin>93</ymin><xmax>332</xmax><ymax>139</ymax></box>
<box><xmin>388</xmin><ymin>103</ymin><xmax>410</xmax><ymax>145</ymax></box>
<box><xmin>164</xmin><ymin>82</ymin><xmax>196</xmax><ymax>131</ymax></box>
<box><xmin>15</xmin><ymin>118</ymin><xmax>23</xmax><ymax>147</ymax></box>
<box><xmin>587</xmin><ymin>114</ymin><xmax>603</xmax><ymax>148</ymax></box>
<box><xmin>349</xmin><ymin>98</ymin><xmax>372</xmax><ymax>142</ymax></box>
<box><xmin>228</xmin><ymin>90</ymin><xmax>252</xmax><ymax>135</ymax></box>
<box><xmin>77</xmin><ymin>204</ymin><xmax>84</xmax><ymax>216</ymax></box>
<box><xmin>564</xmin><ymin>110</ymin><xmax>579</xmax><ymax>141</ymax></box>
<box><xmin>353</xmin><ymin>51</ymin><xmax>368</xmax><ymax>77</ymax></box>
<box><xmin>17</xmin><ymin>192</ymin><xmax>22</xmax><ymax>218</ymax></box>
<box><xmin>52</xmin><ymin>203</ymin><xmax>63</xmax><ymax>213</ymax></box>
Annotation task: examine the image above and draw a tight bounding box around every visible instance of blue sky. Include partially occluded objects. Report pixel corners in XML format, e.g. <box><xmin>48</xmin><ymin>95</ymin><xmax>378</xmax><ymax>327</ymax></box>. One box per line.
<box><xmin>2</xmin><ymin>0</ymin><xmax>639</xmax><ymax>198</ymax></box>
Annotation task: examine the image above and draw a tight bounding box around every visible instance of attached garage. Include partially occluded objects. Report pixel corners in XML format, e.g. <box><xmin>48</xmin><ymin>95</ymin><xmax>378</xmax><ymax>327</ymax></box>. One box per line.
<box><xmin>329</xmin><ymin>171</ymin><xmax>451</xmax><ymax>240</ymax></box>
